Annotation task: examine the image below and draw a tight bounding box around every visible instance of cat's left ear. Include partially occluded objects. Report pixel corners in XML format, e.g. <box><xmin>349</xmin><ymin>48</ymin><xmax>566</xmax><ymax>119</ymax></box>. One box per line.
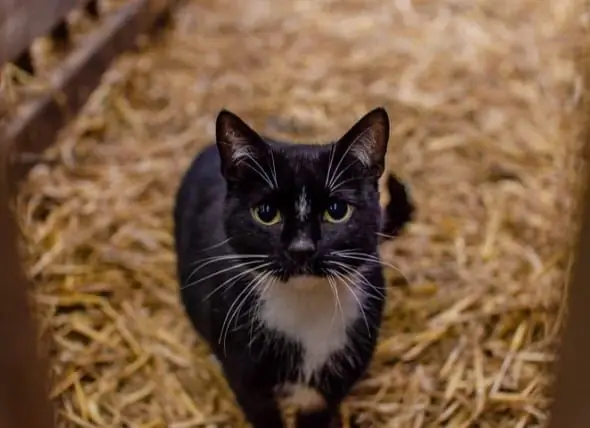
<box><xmin>215</xmin><ymin>109</ymin><xmax>269</xmax><ymax>182</ymax></box>
<box><xmin>336</xmin><ymin>107</ymin><xmax>390</xmax><ymax>177</ymax></box>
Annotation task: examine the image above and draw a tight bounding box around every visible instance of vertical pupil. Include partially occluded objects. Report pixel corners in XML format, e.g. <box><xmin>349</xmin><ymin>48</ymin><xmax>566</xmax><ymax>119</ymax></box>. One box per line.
<box><xmin>259</xmin><ymin>204</ymin><xmax>274</xmax><ymax>221</ymax></box>
<box><xmin>329</xmin><ymin>201</ymin><xmax>345</xmax><ymax>218</ymax></box>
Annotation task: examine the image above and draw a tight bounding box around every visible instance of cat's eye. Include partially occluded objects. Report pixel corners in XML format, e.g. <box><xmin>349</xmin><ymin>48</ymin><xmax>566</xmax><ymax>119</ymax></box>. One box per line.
<box><xmin>324</xmin><ymin>199</ymin><xmax>353</xmax><ymax>223</ymax></box>
<box><xmin>252</xmin><ymin>203</ymin><xmax>281</xmax><ymax>226</ymax></box>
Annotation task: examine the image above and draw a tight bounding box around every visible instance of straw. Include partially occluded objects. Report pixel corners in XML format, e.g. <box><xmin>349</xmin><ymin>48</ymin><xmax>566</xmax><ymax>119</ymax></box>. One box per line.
<box><xmin>8</xmin><ymin>0</ymin><xmax>590</xmax><ymax>425</ymax></box>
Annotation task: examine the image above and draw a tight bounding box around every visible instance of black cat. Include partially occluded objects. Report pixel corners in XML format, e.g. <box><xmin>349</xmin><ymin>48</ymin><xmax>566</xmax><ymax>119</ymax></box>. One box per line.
<box><xmin>174</xmin><ymin>107</ymin><xmax>414</xmax><ymax>428</ymax></box>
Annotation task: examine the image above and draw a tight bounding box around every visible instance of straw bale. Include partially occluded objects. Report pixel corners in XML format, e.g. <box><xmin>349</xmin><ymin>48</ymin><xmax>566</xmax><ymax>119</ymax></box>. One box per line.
<box><xmin>9</xmin><ymin>0</ymin><xmax>590</xmax><ymax>426</ymax></box>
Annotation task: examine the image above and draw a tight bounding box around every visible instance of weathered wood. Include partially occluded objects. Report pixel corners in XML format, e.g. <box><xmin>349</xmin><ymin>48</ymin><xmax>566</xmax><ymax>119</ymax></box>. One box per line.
<box><xmin>13</xmin><ymin>50</ymin><xmax>35</xmax><ymax>75</ymax></box>
<box><xmin>0</xmin><ymin>0</ymin><xmax>86</xmax><ymax>66</ymax></box>
<box><xmin>0</xmin><ymin>152</ymin><xmax>55</xmax><ymax>427</ymax></box>
<box><xmin>50</xmin><ymin>19</ymin><xmax>72</xmax><ymax>50</ymax></box>
<box><xmin>2</xmin><ymin>0</ymin><xmax>173</xmax><ymax>182</ymax></box>
<box><xmin>546</xmin><ymin>173</ymin><xmax>590</xmax><ymax>426</ymax></box>
<box><xmin>85</xmin><ymin>0</ymin><xmax>100</xmax><ymax>20</ymax></box>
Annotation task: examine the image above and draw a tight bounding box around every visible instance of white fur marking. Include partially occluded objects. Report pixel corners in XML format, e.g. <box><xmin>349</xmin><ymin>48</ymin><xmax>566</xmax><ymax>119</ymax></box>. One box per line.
<box><xmin>295</xmin><ymin>186</ymin><xmax>310</xmax><ymax>221</ymax></box>
<box><xmin>258</xmin><ymin>275</ymin><xmax>362</xmax><ymax>381</ymax></box>
<box><xmin>276</xmin><ymin>383</ymin><xmax>326</xmax><ymax>412</ymax></box>
<box><xmin>350</xmin><ymin>129</ymin><xmax>374</xmax><ymax>166</ymax></box>
<box><xmin>209</xmin><ymin>354</ymin><xmax>221</xmax><ymax>368</ymax></box>
<box><xmin>227</xmin><ymin>130</ymin><xmax>252</xmax><ymax>161</ymax></box>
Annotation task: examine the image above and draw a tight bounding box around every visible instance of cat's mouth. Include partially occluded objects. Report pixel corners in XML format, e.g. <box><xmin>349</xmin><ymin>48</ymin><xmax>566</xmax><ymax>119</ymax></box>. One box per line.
<box><xmin>274</xmin><ymin>263</ymin><xmax>327</xmax><ymax>282</ymax></box>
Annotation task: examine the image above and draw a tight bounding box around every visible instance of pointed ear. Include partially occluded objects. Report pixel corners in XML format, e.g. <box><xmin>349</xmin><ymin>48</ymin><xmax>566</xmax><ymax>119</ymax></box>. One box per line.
<box><xmin>336</xmin><ymin>107</ymin><xmax>390</xmax><ymax>177</ymax></box>
<box><xmin>215</xmin><ymin>109</ymin><xmax>268</xmax><ymax>181</ymax></box>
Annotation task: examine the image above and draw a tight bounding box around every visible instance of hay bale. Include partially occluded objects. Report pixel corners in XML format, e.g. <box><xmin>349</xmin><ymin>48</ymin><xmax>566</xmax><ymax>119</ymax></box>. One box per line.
<box><xmin>13</xmin><ymin>0</ymin><xmax>589</xmax><ymax>425</ymax></box>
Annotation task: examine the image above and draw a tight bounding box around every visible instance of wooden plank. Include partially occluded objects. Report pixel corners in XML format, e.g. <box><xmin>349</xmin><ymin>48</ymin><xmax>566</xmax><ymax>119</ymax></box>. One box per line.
<box><xmin>0</xmin><ymin>0</ymin><xmax>84</xmax><ymax>66</ymax></box>
<box><xmin>0</xmin><ymin>152</ymin><xmax>54</xmax><ymax>427</ymax></box>
<box><xmin>546</xmin><ymin>169</ymin><xmax>590</xmax><ymax>427</ymax></box>
<box><xmin>2</xmin><ymin>0</ymin><xmax>173</xmax><ymax>182</ymax></box>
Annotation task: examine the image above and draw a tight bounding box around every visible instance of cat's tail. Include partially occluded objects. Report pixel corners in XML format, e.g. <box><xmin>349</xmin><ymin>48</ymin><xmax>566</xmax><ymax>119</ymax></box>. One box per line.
<box><xmin>379</xmin><ymin>174</ymin><xmax>414</xmax><ymax>242</ymax></box>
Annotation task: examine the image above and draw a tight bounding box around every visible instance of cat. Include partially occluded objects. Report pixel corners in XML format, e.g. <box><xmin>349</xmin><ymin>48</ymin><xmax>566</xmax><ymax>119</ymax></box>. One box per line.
<box><xmin>173</xmin><ymin>107</ymin><xmax>414</xmax><ymax>428</ymax></box>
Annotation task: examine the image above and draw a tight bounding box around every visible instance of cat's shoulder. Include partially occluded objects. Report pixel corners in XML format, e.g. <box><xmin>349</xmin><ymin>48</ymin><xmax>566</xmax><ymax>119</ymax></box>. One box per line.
<box><xmin>190</xmin><ymin>143</ymin><xmax>220</xmax><ymax>168</ymax></box>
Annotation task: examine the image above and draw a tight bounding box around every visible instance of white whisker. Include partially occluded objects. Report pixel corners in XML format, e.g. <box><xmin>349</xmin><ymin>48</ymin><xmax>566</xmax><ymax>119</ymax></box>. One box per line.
<box><xmin>219</xmin><ymin>277</ymin><xmax>257</xmax><ymax>350</ymax></box>
<box><xmin>183</xmin><ymin>259</ymin><xmax>266</xmax><ymax>290</ymax></box>
<box><xmin>190</xmin><ymin>253</ymin><xmax>268</xmax><ymax>267</ymax></box>
<box><xmin>326</xmin><ymin>275</ymin><xmax>345</xmax><ymax>329</ymax></box>
<box><xmin>248</xmin><ymin>273</ymin><xmax>277</xmax><ymax>348</ymax></box>
<box><xmin>324</xmin><ymin>144</ymin><xmax>337</xmax><ymax>188</ymax></box>
<box><xmin>327</xmin><ymin>127</ymin><xmax>372</xmax><ymax>190</ymax></box>
<box><xmin>187</xmin><ymin>254</ymin><xmax>267</xmax><ymax>284</ymax></box>
<box><xmin>221</xmin><ymin>270</ymin><xmax>273</xmax><ymax>353</ymax></box>
<box><xmin>326</xmin><ymin>260</ymin><xmax>385</xmax><ymax>299</ymax></box>
<box><xmin>269</xmin><ymin>149</ymin><xmax>279</xmax><ymax>188</ymax></box>
<box><xmin>332</xmin><ymin>250</ymin><xmax>411</xmax><ymax>285</ymax></box>
<box><xmin>329</xmin><ymin>269</ymin><xmax>370</xmax><ymax>336</ymax></box>
<box><xmin>376</xmin><ymin>232</ymin><xmax>395</xmax><ymax>239</ymax></box>
<box><xmin>197</xmin><ymin>237</ymin><xmax>233</xmax><ymax>253</ymax></box>
<box><xmin>330</xmin><ymin>176</ymin><xmax>363</xmax><ymax>192</ymax></box>
<box><xmin>327</xmin><ymin>142</ymin><xmax>355</xmax><ymax>190</ymax></box>
<box><xmin>203</xmin><ymin>261</ymin><xmax>273</xmax><ymax>301</ymax></box>
<box><xmin>324</xmin><ymin>273</ymin><xmax>341</xmax><ymax>331</ymax></box>
<box><xmin>328</xmin><ymin>158</ymin><xmax>359</xmax><ymax>191</ymax></box>
<box><xmin>243</xmin><ymin>154</ymin><xmax>276</xmax><ymax>189</ymax></box>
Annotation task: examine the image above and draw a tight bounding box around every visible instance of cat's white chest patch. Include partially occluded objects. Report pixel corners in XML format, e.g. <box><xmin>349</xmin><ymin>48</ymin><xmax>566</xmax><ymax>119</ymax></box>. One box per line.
<box><xmin>258</xmin><ymin>275</ymin><xmax>362</xmax><ymax>381</ymax></box>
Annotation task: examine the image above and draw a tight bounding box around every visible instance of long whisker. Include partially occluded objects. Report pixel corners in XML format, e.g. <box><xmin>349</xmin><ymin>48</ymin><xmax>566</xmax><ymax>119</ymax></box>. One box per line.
<box><xmin>221</xmin><ymin>270</ymin><xmax>272</xmax><ymax>353</ymax></box>
<box><xmin>326</xmin><ymin>260</ymin><xmax>385</xmax><ymax>299</ymax></box>
<box><xmin>268</xmin><ymin>149</ymin><xmax>279</xmax><ymax>188</ymax></box>
<box><xmin>190</xmin><ymin>253</ymin><xmax>268</xmax><ymax>267</ymax></box>
<box><xmin>323</xmin><ymin>271</ymin><xmax>341</xmax><ymax>331</ymax></box>
<box><xmin>203</xmin><ymin>261</ymin><xmax>273</xmax><ymax>301</ymax></box>
<box><xmin>248</xmin><ymin>272</ymin><xmax>277</xmax><ymax>346</ymax></box>
<box><xmin>182</xmin><ymin>259</ymin><xmax>267</xmax><ymax>290</ymax></box>
<box><xmin>328</xmin><ymin>158</ymin><xmax>359</xmax><ymax>191</ymax></box>
<box><xmin>324</xmin><ymin>144</ymin><xmax>337</xmax><ymax>188</ymax></box>
<box><xmin>187</xmin><ymin>254</ymin><xmax>268</xmax><ymax>283</ymax></box>
<box><xmin>197</xmin><ymin>237</ymin><xmax>233</xmax><ymax>253</ymax></box>
<box><xmin>376</xmin><ymin>231</ymin><xmax>407</xmax><ymax>244</ymax></box>
<box><xmin>243</xmin><ymin>154</ymin><xmax>276</xmax><ymax>189</ymax></box>
<box><xmin>332</xmin><ymin>251</ymin><xmax>411</xmax><ymax>285</ymax></box>
<box><xmin>327</xmin><ymin>139</ymin><xmax>356</xmax><ymax>190</ymax></box>
<box><xmin>327</xmin><ymin>126</ymin><xmax>372</xmax><ymax>190</ymax></box>
<box><xmin>219</xmin><ymin>271</ymin><xmax>264</xmax><ymax>348</ymax></box>
<box><xmin>330</xmin><ymin>176</ymin><xmax>363</xmax><ymax>192</ymax></box>
<box><xmin>326</xmin><ymin>274</ymin><xmax>345</xmax><ymax>328</ymax></box>
<box><xmin>329</xmin><ymin>269</ymin><xmax>370</xmax><ymax>336</ymax></box>
<box><xmin>224</xmin><ymin>273</ymin><xmax>271</xmax><ymax>349</ymax></box>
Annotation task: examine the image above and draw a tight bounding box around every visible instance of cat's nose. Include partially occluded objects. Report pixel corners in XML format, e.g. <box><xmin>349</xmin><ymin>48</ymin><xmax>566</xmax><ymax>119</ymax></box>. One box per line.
<box><xmin>287</xmin><ymin>236</ymin><xmax>316</xmax><ymax>261</ymax></box>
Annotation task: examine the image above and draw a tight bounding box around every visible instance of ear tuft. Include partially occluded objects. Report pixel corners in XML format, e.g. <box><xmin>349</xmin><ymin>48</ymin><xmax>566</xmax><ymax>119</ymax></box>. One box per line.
<box><xmin>215</xmin><ymin>110</ymin><xmax>267</xmax><ymax>181</ymax></box>
<box><xmin>338</xmin><ymin>107</ymin><xmax>390</xmax><ymax>176</ymax></box>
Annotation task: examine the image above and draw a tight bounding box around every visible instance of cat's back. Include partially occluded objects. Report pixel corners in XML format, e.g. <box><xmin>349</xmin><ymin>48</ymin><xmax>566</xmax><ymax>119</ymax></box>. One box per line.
<box><xmin>174</xmin><ymin>144</ymin><xmax>226</xmax><ymax>269</ymax></box>
<box><xmin>175</xmin><ymin>143</ymin><xmax>224</xmax><ymax>213</ymax></box>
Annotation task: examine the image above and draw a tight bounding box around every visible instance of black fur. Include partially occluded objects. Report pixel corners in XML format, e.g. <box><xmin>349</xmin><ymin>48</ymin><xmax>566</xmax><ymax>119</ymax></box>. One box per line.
<box><xmin>174</xmin><ymin>108</ymin><xmax>414</xmax><ymax>428</ymax></box>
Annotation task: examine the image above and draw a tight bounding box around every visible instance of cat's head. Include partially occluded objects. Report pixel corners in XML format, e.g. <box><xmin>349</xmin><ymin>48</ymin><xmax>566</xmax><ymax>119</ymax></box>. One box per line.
<box><xmin>215</xmin><ymin>107</ymin><xmax>409</xmax><ymax>282</ymax></box>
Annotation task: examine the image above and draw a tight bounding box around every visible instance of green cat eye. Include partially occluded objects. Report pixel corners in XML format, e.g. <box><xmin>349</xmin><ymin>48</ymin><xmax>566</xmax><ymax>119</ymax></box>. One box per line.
<box><xmin>252</xmin><ymin>203</ymin><xmax>281</xmax><ymax>226</ymax></box>
<box><xmin>324</xmin><ymin>199</ymin><xmax>353</xmax><ymax>223</ymax></box>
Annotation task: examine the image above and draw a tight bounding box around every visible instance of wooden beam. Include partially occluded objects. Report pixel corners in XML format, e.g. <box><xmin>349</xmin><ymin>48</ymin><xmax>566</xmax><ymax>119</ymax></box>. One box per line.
<box><xmin>546</xmin><ymin>171</ymin><xmax>590</xmax><ymax>426</ymax></box>
<box><xmin>0</xmin><ymin>153</ymin><xmax>55</xmax><ymax>427</ymax></box>
<box><xmin>0</xmin><ymin>0</ymin><xmax>84</xmax><ymax>66</ymax></box>
<box><xmin>2</xmin><ymin>0</ymin><xmax>172</xmax><ymax>182</ymax></box>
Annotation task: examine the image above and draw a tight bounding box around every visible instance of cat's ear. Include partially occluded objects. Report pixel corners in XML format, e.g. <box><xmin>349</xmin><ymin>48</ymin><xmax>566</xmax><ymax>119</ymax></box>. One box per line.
<box><xmin>335</xmin><ymin>107</ymin><xmax>390</xmax><ymax>177</ymax></box>
<box><xmin>215</xmin><ymin>109</ymin><xmax>269</xmax><ymax>181</ymax></box>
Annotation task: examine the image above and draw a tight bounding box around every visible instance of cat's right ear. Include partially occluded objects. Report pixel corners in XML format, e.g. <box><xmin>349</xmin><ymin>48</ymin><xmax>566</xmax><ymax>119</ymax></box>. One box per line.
<box><xmin>215</xmin><ymin>110</ymin><xmax>268</xmax><ymax>182</ymax></box>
